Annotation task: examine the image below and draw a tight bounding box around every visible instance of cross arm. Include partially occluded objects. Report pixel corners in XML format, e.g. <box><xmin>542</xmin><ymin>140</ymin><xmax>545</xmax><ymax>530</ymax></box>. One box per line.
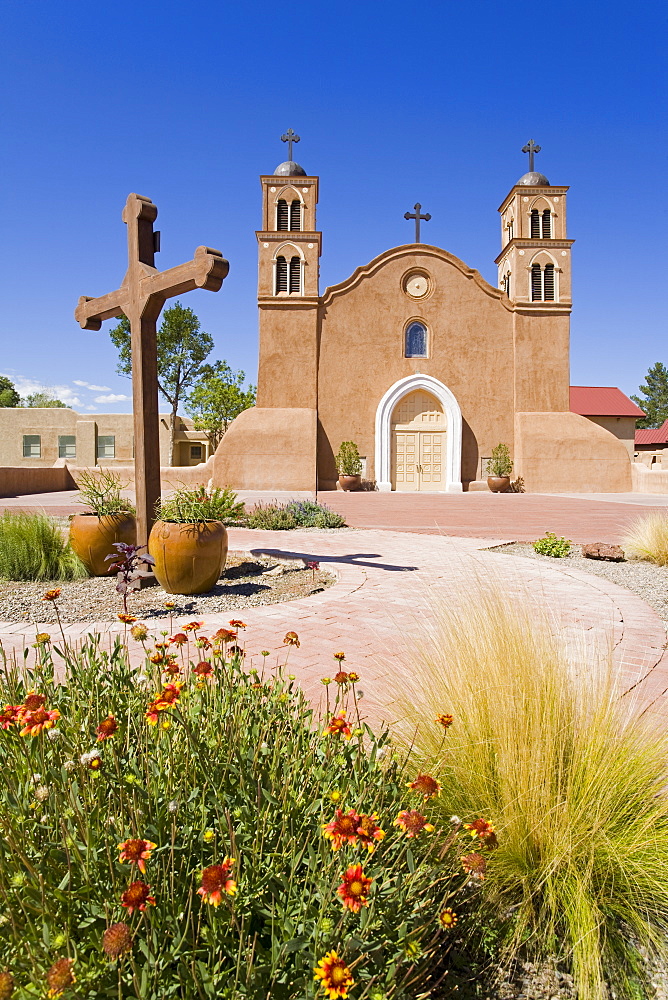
<box><xmin>75</xmin><ymin>290</ymin><xmax>126</xmax><ymax>330</ymax></box>
<box><xmin>140</xmin><ymin>246</ymin><xmax>229</xmax><ymax>302</ymax></box>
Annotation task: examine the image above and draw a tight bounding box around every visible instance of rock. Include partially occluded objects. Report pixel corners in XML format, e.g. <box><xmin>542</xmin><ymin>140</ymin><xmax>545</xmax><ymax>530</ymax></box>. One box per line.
<box><xmin>264</xmin><ymin>565</ymin><xmax>284</xmax><ymax>576</ymax></box>
<box><xmin>581</xmin><ymin>542</ymin><xmax>625</xmax><ymax>562</ymax></box>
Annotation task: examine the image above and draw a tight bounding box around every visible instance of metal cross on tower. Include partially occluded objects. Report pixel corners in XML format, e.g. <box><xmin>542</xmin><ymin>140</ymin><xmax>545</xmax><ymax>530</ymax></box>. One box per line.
<box><xmin>521</xmin><ymin>139</ymin><xmax>542</xmax><ymax>172</ymax></box>
<box><xmin>404</xmin><ymin>203</ymin><xmax>431</xmax><ymax>243</ymax></box>
<box><xmin>281</xmin><ymin>128</ymin><xmax>300</xmax><ymax>160</ymax></box>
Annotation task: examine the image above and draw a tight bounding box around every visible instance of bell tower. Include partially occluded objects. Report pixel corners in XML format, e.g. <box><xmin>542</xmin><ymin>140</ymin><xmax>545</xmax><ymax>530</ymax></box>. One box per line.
<box><xmin>496</xmin><ymin>140</ymin><xmax>574</xmax><ymax>306</ymax></box>
<box><xmin>256</xmin><ymin>130</ymin><xmax>321</xmax><ymax>409</ymax></box>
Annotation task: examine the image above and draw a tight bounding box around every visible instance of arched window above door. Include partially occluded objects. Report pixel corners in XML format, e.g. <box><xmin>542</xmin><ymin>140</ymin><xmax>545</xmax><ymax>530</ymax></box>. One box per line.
<box><xmin>404</xmin><ymin>321</ymin><xmax>428</xmax><ymax>358</ymax></box>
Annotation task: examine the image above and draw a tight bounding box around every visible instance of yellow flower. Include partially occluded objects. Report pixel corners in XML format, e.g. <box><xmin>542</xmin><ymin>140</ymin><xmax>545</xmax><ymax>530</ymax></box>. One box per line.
<box><xmin>203</xmin><ymin>829</ymin><xmax>215</xmax><ymax>843</ymax></box>
<box><xmin>329</xmin><ymin>790</ymin><xmax>342</xmax><ymax>803</ymax></box>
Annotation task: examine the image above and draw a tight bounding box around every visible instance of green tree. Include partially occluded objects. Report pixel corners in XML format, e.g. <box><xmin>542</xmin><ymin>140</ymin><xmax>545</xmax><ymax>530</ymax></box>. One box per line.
<box><xmin>186</xmin><ymin>361</ymin><xmax>256</xmax><ymax>451</ymax></box>
<box><xmin>0</xmin><ymin>376</ymin><xmax>20</xmax><ymax>407</ymax></box>
<box><xmin>109</xmin><ymin>302</ymin><xmax>214</xmax><ymax>465</ymax></box>
<box><xmin>631</xmin><ymin>361</ymin><xmax>668</xmax><ymax>428</ymax></box>
<box><xmin>23</xmin><ymin>390</ymin><xmax>67</xmax><ymax>407</ymax></box>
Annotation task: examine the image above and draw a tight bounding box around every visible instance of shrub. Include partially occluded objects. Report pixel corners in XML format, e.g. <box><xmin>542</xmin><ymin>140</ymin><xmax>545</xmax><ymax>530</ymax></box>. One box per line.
<box><xmin>335</xmin><ymin>441</ymin><xmax>362</xmax><ymax>476</ymax></box>
<box><xmin>0</xmin><ymin>627</ymin><xmax>481</xmax><ymax>998</ymax></box>
<box><xmin>156</xmin><ymin>486</ymin><xmax>245</xmax><ymax>524</ymax></box>
<box><xmin>245</xmin><ymin>502</ymin><xmax>298</xmax><ymax>530</ymax></box>
<box><xmin>245</xmin><ymin>501</ymin><xmax>346</xmax><ymax>530</ymax></box>
<box><xmin>533</xmin><ymin>531</ymin><xmax>571</xmax><ymax>557</ymax></box>
<box><xmin>623</xmin><ymin>512</ymin><xmax>668</xmax><ymax>566</ymax></box>
<box><xmin>75</xmin><ymin>468</ymin><xmax>135</xmax><ymax>516</ymax></box>
<box><xmin>0</xmin><ymin>511</ymin><xmax>87</xmax><ymax>581</ymax></box>
<box><xmin>391</xmin><ymin>587</ymin><xmax>668</xmax><ymax>1000</ymax></box>
<box><xmin>487</xmin><ymin>443</ymin><xmax>513</xmax><ymax>478</ymax></box>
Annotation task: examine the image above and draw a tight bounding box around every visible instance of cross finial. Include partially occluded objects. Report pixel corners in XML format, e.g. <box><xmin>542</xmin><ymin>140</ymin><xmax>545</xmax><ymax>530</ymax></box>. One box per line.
<box><xmin>281</xmin><ymin>128</ymin><xmax>300</xmax><ymax>161</ymax></box>
<box><xmin>404</xmin><ymin>203</ymin><xmax>431</xmax><ymax>243</ymax></box>
<box><xmin>521</xmin><ymin>139</ymin><xmax>542</xmax><ymax>172</ymax></box>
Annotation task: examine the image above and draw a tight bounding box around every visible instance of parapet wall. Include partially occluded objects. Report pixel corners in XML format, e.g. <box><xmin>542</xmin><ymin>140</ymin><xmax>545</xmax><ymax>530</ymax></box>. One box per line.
<box><xmin>0</xmin><ymin>466</ymin><xmax>77</xmax><ymax>496</ymax></box>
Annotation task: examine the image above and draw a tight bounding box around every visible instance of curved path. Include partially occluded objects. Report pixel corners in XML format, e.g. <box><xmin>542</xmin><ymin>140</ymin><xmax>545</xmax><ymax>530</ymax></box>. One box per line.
<box><xmin>1</xmin><ymin>527</ymin><xmax>666</xmax><ymax>725</ymax></box>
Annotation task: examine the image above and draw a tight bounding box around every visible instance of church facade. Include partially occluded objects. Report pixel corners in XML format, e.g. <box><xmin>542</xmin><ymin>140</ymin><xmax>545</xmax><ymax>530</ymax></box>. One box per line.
<box><xmin>212</xmin><ymin>148</ymin><xmax>632</xmax><ymax>493</ymax></box>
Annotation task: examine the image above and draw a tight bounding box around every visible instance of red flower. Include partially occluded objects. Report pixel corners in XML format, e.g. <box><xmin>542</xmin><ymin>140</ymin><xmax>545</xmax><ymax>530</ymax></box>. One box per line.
<box><xmin>439</xmin><ymin>907</ymin><xmax>458</xmax><ymax>929</ymax></box>
<box><xmin>22</xmin><ymin>691</ymin><xmax>46</xmax><ymax>713</ymax></box>
<box><xmin>283</xmin><ymin>631</ymin><xmax>300</xmax><ymax>647</ymax></box>
<box><xmin>436</xmin><ymin>713</ymin><xmax>454</xmax><ymax>730</ymax></box>
<box><xmin>20</xmin><ymin>707</ymin><xmax>60</xmax><ymax>737</ymax></box>
<box><xmin>0</xmin><ymin>705</ymin><xmax>22</xmax><ymax>730</ymax></box>
<box><xmin>193</xmin><ymin>661</ymin><xmax>214</xmax><ymax>679</ymax></box>
<box><xmin>46</xmin><ymin>957</ymin><xmax>75</xmax><ymax>996</ymax></box>
<box><xmin>117</xmin><ymin>613</ymin><xmax>137</xmax><ymax>624</ymax></box>
<box><xmin>314</xmin><ymin>951</ymin><xmax>354</xmax><ymax>999</ymax></box>
<box><xmin>120</xmin><ymin>880</ymin><xmax>156</xmax><ymax>914</ymax></box>
<box><xmin>169</xmin><ymin>633</ymin><xmax>188</xmax><ymax>646</ymax></box>
<box><xmin>347</xmin><ymin>672</ymin><xmax>359</xmax><ymax>683</ymax></box>
<box><xmin>394</xmin><ymin>809</ymin><xmax>435</xmax><ymax>838</ymax></box>
<box><xmin>334</xmin><ymin>671</ymin><xmax>349</xmax><ymax>685</ymax></box>
<box><xmin>356</xmin><ymin>813</ymin><xmax>385</xmax><ymax>852</ymax></box>
<box><xmin>322</xmin><ymin>809</ymin><xmax>361</xmax><ymax>850</ymax></box>
<box><xmin>117</xmin><ymin>838</ymin><xmax>157</xmax><ymax>874</ymax></box>
<box><xmin>336</xmin><ymin>864</ymin><xmax>372</xmax><ymax>912</ymax></box>
<box><xmin>213</xmin><ymin>628</ymin><xmax>237</xmax><ymax>643</ymax></box>
<box><xmin>333</xmin><ymin>652</ymin><xmax>346</xmax><ymax>661</ymax></box>
<box><xmin>95</xmin><ymin>715</ymin><xmax>118</xmax><ymax>741</ymax></box>
<box><xmin>464</xmin><ymin>818</ymin><xmax>497</xmax><ymax>845</ymax></box>
<box><xmin>229</xmin><ymin>619</ymin><xmax>247</xmax><ymax>629</ymax></box>
<box><xmin>183</xmin><ymin>621</ymin><xmax>203</xmax><ymax>632</ymax></box>
<box><xmin>197</xmin><ymin>859</ymin><xmax>237</xmax><ymax>905</ymax></box>
<box><xmin>461</xmin><ymin>852</ymin><xmax>487</xmax><ymax>879</ymax></box>
<box><xmin>227</xmin><ymin>645</ymin><xmax>245</xmax><ymax>656</ymax></box>
<box><xmin>407</xmin><ymin>773</ymin><xmax>442</xmax><ymax>799</ymax></box>
<box><xmin>102</xmin><ymin>922</ymin><xmax>132</xmax><ymax>959</ymax></box>
<box><xmin>324</xmin><ymin>711</ymin><xmax>352</xmax><ymax>739</ymax></box>
<box><xmin>42</xmin><ymin>588</ymin><xmax>62</xmax><ymax>602</ymax></box>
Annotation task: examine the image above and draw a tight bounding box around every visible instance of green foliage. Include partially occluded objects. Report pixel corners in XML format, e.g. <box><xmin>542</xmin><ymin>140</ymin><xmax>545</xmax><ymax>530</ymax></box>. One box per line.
<box><xmin>623</xmin><ymin>512</ymin><xmax>668</xmax><ymax>566</ymax></box>
<box><xmin>0</xmin><ymin>375</ymin><xmax>20</xmax><ymax>407</ymax></box>
<box><xmin>22</xmin><ymin>390</ymin><xmax>67</xmax><ymax>407</ymax></box>
<box><xmin>533</xmin><ymin>531</ymin><xmax>571</xmax><ymax>557</ymax></box>
<box><xmin>631</xmin><ymin>361</ymin><xmax>668</xmax><ymax>428</ymax></box>
<box><xmin>0</xmin><ymin>630</ymin><xmax>475</xmax><ymax>998</ymax></box>
<box><xmin>335</xmin><ymin>441</ymin><xmax>362</xmax><ymax>476</ymax></box>
<box><xmin>394</xmin><ymin>589</ymin><xmax>668</xmax><ymax>1000</ymax></box>
<box><xmin>245</xmin><ymin>501</ymin><xmax>346</xmax><ymax>530</ymax></box>
<box><xmin>186</xmin><ymin>361</ymin><xmax>256</xmax><ymax>451</ymax></box>
<box><xmin>75</xmin><ymin>468</ymin><xmax>135</xmax><ymax>517</ymax></box>
<box><xmin>0</xmin><ymin>511</ymin><xmax>88</xmax><ymax>581</ymax></box>
<box><xmin>487</xmin><ymin>443</ymin><xmax>513</xmax><ymax>478</ymax></box>
<box><xmin>156</xmin><ymin>486</ymin><xmax>245</xmax><ymax>524</ymax></box>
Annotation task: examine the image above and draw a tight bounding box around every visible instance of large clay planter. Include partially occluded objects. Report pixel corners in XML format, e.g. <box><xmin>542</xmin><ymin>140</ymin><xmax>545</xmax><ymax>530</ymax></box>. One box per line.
<box><xmin>148</xmin><ymin>520</ymin><xmax>228</xmax><ymax>595</ymax></box>
<box><xmin>69</xmin><ymin>513</ymin><xmax>137</xmax><ymax>576</ymax></box>
<box><xmin>338</xmin><ymin>474</ymin><xmax>362</xmax><ymax>492</ymax></box>
<box><xmin>487</xmin><ymin>475</ymin><xmax>511</xmax><ymax>493</ymax></box>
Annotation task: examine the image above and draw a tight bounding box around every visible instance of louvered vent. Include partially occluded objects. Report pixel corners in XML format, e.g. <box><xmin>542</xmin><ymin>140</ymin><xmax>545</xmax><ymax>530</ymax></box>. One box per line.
<box><xmin>542</xmin><ymin>209</ymin><xmax>552</xmax><ymax>238</ymax></box>
<box><xmin>277</xmin><ymin>200</ymin><xmax>289</xmax><ymax>231</ymax></box>
<box><xmin>289</xmin><ymin>256</ymin><xmax>301</xmax><ymax>293</ymax></box>
<box><xmin>275</xmin><ymin>256</ymin><xmax>288</xmax><ymax>293</ymax></box>
<box><xmin>531</xmin><ymin>263</ymin><xmax>542</xmax><ymax>301</ymax></box>
<box><xmin>530</xmin><ymin>210</ymin><xmax>540</xmax><ymax>238</ymax></box>
<box><xmin>543</xmin><ymin>264</ymin><xmax>555</xmax><ymax>300</ymax></box>
<box><xmin>290</xmin><ymin>200</ymin><xmax>301</xmax><ymax>231</ymax></box>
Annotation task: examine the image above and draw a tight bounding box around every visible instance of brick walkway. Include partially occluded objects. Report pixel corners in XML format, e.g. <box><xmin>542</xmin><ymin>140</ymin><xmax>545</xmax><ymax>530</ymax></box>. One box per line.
<box><xmin>1</xmin><ymin>526</ymin><xmax>666</xmax><ymax>727</ymax></box>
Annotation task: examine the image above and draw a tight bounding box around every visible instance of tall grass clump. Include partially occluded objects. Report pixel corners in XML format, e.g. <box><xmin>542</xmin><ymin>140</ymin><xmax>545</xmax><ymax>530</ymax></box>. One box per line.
<box><xmin>0</xmin><ymin>510</ymin><xmax>87</xmax><ymax>581</ymax></box>
<box><xmin>623</xmin><ymin>511</ymin><xmax>668</xmax><ymax>566</ymax></box>
<box><xmin>392</xmin><ymin>587</ymin><xmax>668</xmax><ymax>1000</ymax></box>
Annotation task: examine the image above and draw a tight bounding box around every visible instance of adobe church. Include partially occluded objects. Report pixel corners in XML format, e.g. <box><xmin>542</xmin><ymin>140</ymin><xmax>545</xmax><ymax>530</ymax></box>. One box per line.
<box><xmin>212</xmin><ymin>137</ymin><xmax>631</xmax><ymax>493</ymax></box>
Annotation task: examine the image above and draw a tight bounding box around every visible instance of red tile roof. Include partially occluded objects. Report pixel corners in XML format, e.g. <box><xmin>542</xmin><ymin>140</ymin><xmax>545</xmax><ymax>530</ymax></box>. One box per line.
<box><xmin>635</xmin><ymin>420</ymin><xmax>668</xmax><ymax>445</ymax></box>
<box><xmin>569</xmin><ymin>386</ymin><xmax>646</xmax><ymax>418</ymax></box>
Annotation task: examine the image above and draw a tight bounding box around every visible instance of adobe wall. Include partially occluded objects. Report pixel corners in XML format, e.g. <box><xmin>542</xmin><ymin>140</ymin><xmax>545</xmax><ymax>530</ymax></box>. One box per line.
<box><xmin>631</xmin><ymin>462</ymin><xmax>668</xmax><ymax>494</ymax></box>
<box><xmin>584</xmin><ymin>415</ymin><xmax>637</xmax><ymax>460</ymax></box>
<box><xmin>0</xmin><ymin>466</ymin><xmax>77</xmax><ymax>497</ymax></box>
<box><xmin>211</xmin><ymin>407</ymin><xmax>317</xmax><ymax>491</ymax></box>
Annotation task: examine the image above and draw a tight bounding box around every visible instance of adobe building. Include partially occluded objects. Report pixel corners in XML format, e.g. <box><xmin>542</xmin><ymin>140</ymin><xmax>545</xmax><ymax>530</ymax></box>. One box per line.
<box><xmin>212</xmin><ymin>143</ymin><xmax>634</xmax><ymax>493</ymax></box>
<box><xmin>569</xmin><ymin>386</ymin><xmax>645</xmax><ymax>461</ymax></box>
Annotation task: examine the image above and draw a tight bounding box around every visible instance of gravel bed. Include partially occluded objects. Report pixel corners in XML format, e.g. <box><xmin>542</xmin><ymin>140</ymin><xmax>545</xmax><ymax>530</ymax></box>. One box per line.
<box><xmin>486</xmin><ymin>542</ymin><xmax>668</xmax><ymax>626</ymax></box>
<box><xmin>0</xmin><ymin>553</ymin><xmax>334</xmax><ymax>624</ymax></box>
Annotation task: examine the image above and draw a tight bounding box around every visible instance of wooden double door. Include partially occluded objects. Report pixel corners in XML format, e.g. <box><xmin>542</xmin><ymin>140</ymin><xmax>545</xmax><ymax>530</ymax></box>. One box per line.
<box><xmin>391</xmin><ymin>390</ymin><xmax>446</xmax><ymax>492</ymax></box>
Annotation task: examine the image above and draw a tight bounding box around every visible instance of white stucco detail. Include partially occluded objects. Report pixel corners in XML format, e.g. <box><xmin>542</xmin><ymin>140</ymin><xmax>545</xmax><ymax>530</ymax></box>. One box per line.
<box><xmin>374</xmin><ymin>374</ymin><xmax>463</xmax><ymax>492</ymax></box>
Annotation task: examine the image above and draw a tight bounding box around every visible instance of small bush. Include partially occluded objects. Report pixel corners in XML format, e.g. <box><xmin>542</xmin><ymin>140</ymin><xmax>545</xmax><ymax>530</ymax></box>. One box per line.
<box><xmin>623</xmin><ymin>512</ymin><xmax>668</xmax><ymax>566</ymax></box>
<box><xmin>245</xmin><ymin>503</ymin><xmax>298</xmax><ymax>530</ymax></box>
<box><xmin>0</xmin><ymin>511</ymin><xmax>87</xmax><ymax>581</ymax></box>
<box><xmin>157</xmin><ymin>486</ymin><xmax>245</xmax><ymax>524</ymax></box>
<box><xmin>245</xmin><ymin>500</ymin><xmax>346</xmax><ymax>530</ymax></box>
<box><xmin>75</xmin><ymin>468</ymin><xmax>135</xmax><ymax>516</ymax></box>
<box><xmin>533</xmin><ymin>531</ymin><xmax>571</xmax><ymax>557</ymax></box>
<box><xmin>488</xmin><ymin>443</ymin><xmax>513</xmax><ymax>478</ymax></box>
<box><xmin>335</xmin><ymin>441</ymin><xmax>362</xmax><ymax>476</ymax></box>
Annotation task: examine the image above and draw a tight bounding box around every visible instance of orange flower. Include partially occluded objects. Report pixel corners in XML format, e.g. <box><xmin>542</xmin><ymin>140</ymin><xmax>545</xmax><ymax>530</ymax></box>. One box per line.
<box><xmin>155</xmin><ymin>682</ymin><xmax>182</xmax><ymax>707</ymax></box>
<box><xmin>169</xmin><ymin>633</ymin><xmax>188</xmax><ymax>646</ymax></box>
<box><xmin>461</xmin><ymin>851</ymin><xmax>487</xmax><ymax>879</ymax></box>
<box><xmin>193</xmin><ymin>661</ymin><xmax>214</xmax><ymax>680</ymax></box>
<box><xmin>0</xmin><ymin>971</ymin><xmax>14</xmax><ymax>999</ymax></box>
<box><xmin>197</xmin><ymin>859</ymin><xmax>237</xmax><ymax>905</ymax></box>
<box><xmin>102</xmin><ymin>922</ymin><xmax>132</xmax><ymax>959</ymax></box>
<box><xmin>407</xmin><ymin>774</ymin><xmax>442</xmax><ymax>799</ymax></box>
<box><xmin>394</xmin><ymin>809</ymin><xmax>435</xmax><ymax>838</ymax></box>
<box><xmin>35</xmin><ymin>632</ymin><xmax>51</xmax><ymax>643</ymax></box>
<box><xmin>228</xmin><ymin>645</ymin><xmax>245</xmax><ymax>657</ymax></box>
<box><xmin>213</xmin><ymin>628</ymin><xmax>237</xmax><ymax>643</ymax></box>
<box><xmin>314</xmin><ymin>951</ymin><xmax>354</xmax><ymax>999</ymax></box>
<box><xmin>333</xmin><ymin>652</ymin><xmax>346</xmax><ymax>661</ymax></box>
<box><xmin>162</xmin><ymin>660</ymin><xmax>181</xmax><ymax>677</ymax></box>
<box><xmin>436</xmin><ymin>713</ymin><xmax>454</xmax><ymax>730</ymax></box>
<box><xmin>439</xmin><ymin>907</ymin><xmax>458</xmax><ymax>929</ymax></box>
<box><xmin>145</xmin><ymin>702</ymin><xmax>161</xmax><ymax>726</ymax></box>
<box><xmin>95</xmin><ymin>715</ymin><xmax>118</xmax><ymax>741</ymax></box>
<box><xmin>130</xmin><ymin>623</ymin><xmax>148</xmax><ymax>641</ymax></box>
<box><xmin>117</xmin><ymin>613</ymin><xmax>137</xmax><ymax>624</ymax></box>
<box><xmin>117</xmin><ymin>838</ymin><xmax>157</xmax><ymax>874</ymax></box>
<box><xmin>336</xmin><ymin>864</ymin><xmax>372</xmax><ymax>912</ymax></box>
<box><xmin>229</xmin><ymin>619</ymin><xmax>247</xmax><ymax>629</ymax></box>
<box><xmin>322</xmin><ymin>809</ymin><xmax>361</xmax><ymax>850</ymax></box>
<box><xmin>324</xmin><ymin>711</ymin><xmax>352</xmax><ymax>739</ymax></box>
<box><xmin>20</xmin><ymin>707</ymin><xmax>60</xmax><ymax>737</ymax></box>
<box><xmin>195</xmin><ymin>636</ymin><xmax>212</xmax><ymax>650</ymax></box>
<box><xmin>22</xmin><ymin>691</ymin><xmax>46</xmax><ymax>713</ymax></box>
<box><xmin>334</xmin><ymin>671</ymin><xmax>349</xmax><ymax>685</ymax></box>
<box><xmin>46</xmin><ymin>957</ymin><xmax>75</xmax><ymax>997</ymax></box>
<box><xmin>0</xmin><ymin>705</ymin><xmax>22</xmax><ymax>730</ymax></box>
<box><xmin>356</xmin><ymin>813</ymin><xmax>385</xmax><ymax>852</ymax></box>
<box><xmin>464</xmin><ymin>818</ymin><xmax>496</xmax><ymax>845</ymax></box>
<box><xmin>120</xmin><ymin>880</ymin><xmax>155</xmax><ymax>914</ymax></box>
<box><xmin>183</xmin><ymin>621</ymin><xmax>203</xmax><ymax>632</ymax></box>
<box><xmin>283</xmin><ymin>631</ymin><xmax>300</xmax><ymax>647</ymax></box>
<box><xmin>42</xmin><ymin>588</ymin><xmax>62</xmax><ymax>602</ymax></box>
<box><xmin>347</xmin><ymin>672</ymin><xmax>359</xmax><ymax>683</ymax></box>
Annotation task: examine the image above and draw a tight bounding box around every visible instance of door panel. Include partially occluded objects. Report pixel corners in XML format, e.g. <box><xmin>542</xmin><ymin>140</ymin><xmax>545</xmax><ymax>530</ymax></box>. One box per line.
<box><xmin>393</xmin><ymin>431</ymin><xmax>445</xmax><ymax>490</ymax></box>
<box><xmin>394</xmin><ymin>432</ymin><xmax>420</xmax><ymax>491</ymax></box>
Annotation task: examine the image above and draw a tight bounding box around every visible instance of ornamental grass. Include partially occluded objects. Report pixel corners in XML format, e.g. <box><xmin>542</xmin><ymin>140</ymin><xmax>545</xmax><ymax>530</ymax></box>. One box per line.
<box><xmin>392</xmin><ymin>587</ymin><xmax>668</xmax><ymax>1000</ymax></box>
<box><xmin>0</xmin><ymin>511</ymin><xmax>87</xmax><ymax>582</ymax></box>
<box><xmin>0</xmin><ymin>622</ymin><xmax>485</xmax><ymax>999</ymax></box>
<box><xmin>623</xmin><ymin>511</ymin><xmax>668</xmax><ymax>566</ymax></box>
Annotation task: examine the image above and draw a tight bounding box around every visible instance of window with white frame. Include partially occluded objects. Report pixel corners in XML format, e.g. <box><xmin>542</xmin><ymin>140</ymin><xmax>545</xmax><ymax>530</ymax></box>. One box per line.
<box><xmin>190</xmin><ymin>445</ymin><xmax>203</xmax><ymax>460</ymax></box>
<box><xmin>97</xmin><ymin>435</ymin><xmax>115</xmax><ymax>459</ymax></box>
<box><xmin>23</xmin><ymin>434</ymin><xmax>41</xmax><ymax>458</ymax></box>
<box><xmin>58</xmin><ymin>435</ymin><xmax>76</xmax><ymax>459</ymax></box>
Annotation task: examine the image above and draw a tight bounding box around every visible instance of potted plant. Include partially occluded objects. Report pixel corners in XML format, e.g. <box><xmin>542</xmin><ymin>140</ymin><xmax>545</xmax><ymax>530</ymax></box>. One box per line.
<box><xmin>69</xmin><ymin>469</ymin><xmax>137</xmax><ymax>575</ymax></box>
<box><xmin>148</xmin><ymin>486</ymin><xmax>244</xmax><ymax>595</ymax></box>
<box><xmin>336</xmin><ymin>441</ymin><xmax>363</xmax><ymax>491</ymax></box>
<box><xmin>487</xmin><ymin>443</ymin><xmax>513</xmax><ymax>493</ymax></box>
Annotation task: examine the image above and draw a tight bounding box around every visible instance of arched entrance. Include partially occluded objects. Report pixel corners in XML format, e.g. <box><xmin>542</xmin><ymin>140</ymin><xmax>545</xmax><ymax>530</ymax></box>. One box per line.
<box><xmin>375</xmin><ymin>374</ymin><xmax>463</xmax><ymax>492</ymax></box>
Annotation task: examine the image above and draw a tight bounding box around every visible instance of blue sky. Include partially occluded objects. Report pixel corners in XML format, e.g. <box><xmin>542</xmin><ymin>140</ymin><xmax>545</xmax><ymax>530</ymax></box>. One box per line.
<box><xmin>1</xmin><ymin>0</ymin><xmax>666</xmax><ymax>413</ymax></box>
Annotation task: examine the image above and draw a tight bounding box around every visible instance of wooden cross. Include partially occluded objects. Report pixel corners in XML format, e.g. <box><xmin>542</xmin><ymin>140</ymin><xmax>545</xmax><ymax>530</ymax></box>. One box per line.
<box><xmin>521</xmin><ymin>139</ymin><xmax>542</xmax><ymax>172</ymax></box>
<box><xmin>404</xmin><ymin>203</ymin><xmax>431</xmax><ymax>243</ymax></box>
<box><xmin>75</xmin><ymin>193</ymin><xmax>229</xmax><ymax>547</ymax></box>
<box><xmin>281</xmin><ymin>128</ymin><xmax>300</xmax><ymax>160</ymax></box>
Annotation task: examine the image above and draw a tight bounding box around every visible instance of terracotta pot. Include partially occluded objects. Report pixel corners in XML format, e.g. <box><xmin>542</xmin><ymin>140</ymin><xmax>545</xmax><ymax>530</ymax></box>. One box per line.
<box><xmin>69</xmin><ymin>513</ymin><xmax>137</xmax><ymax>576</ymax></box>
<box><xmin>338</xmin><ymin>474</ymin><xmax>362</xmax><ymax>492</ymax></box>
<box><xmin>148</xmin><ymin>520</ymin><xmax>228</xmax><ymax>595</ymax></box>
<box><xmin>487</xmin><ymin>475</ymin><xmax>511</xmax><ymax>493</ymax></box>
